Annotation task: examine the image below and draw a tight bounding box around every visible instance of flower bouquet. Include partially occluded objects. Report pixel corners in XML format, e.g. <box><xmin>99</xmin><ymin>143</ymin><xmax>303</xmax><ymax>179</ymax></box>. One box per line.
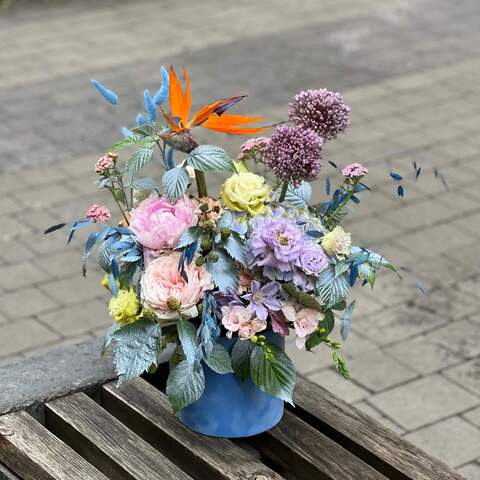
<box><xmin>46</xmin><ymin>66</ymin><xmax>399</xmax><ymax>438</ymax></box>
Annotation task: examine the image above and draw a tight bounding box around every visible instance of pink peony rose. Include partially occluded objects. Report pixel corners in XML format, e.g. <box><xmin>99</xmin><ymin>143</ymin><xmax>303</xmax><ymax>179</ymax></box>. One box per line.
<box><xmin>130</xmin><ymin>195</ymin><xmax>198</xmax><ymax>250</ymax></box>
<box><xmin>221</xmin><ymin>305</ymin><xmax>251</xmax><ymax>338</ymax></box>
<box><xmin>293</xmin><ymin>308</ymin><xmax>320</xmax><ymax>349</ymax></box>
<box><xmin>141</xmin><ymin>251</ymin><xmax>213</xmax><ymax>322</ymax></box>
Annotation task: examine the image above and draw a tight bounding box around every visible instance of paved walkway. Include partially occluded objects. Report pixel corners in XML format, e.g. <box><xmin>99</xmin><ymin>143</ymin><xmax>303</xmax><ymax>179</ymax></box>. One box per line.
<box><xmin>1</xmin><ymin>0</ymin><xmax>480</xmax><ymax>476</ymax></box>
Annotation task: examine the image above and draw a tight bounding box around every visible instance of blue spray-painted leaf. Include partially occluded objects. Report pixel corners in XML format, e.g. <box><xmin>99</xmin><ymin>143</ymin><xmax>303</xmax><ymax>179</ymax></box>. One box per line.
<box><xmin>397</xmin><ymin>185</ymin><xmax>405</xmax><ymax>197</ymax></box>
<box><xmin>415</xmin><ymin>281</ymin><xmax>428</xmax><ymax>295</ymax></box>
<box><xmin>108</xmin><ymin>273</ymin><xmax>119</xmax><ymax>296</ymax></box>
<box><xmin>390</xmin><ymin>172</ymin><xmax>403</xmax><ymax>181</ymax></box>
<box><xmin>354</xmin><ymin>183</ymin><xmax>369</xmax><ymax>193</ymax></box>
<box><xmin>90</xmin><ymin>79</ymin><xmax>118</xmax><ymax>105</ymax></box>
<box><xmin>111</xmin><ymin>258</ymin><xmax>120</xmax><ymax>279</ymax></box>
<box><xmin>44</xmin><ymin>223</ymin><xmax>66</xmax><ymax>234</ymax></box>
<box><xmin>351</xmin><ymin>195</ymin><xmax>360</xmax><ymax>204</ymax></box>
<box><xmin>416</xmin><ymin>167</ymin><xmax>422</xmax><ymax>178</ymax></box>
<box><xmin>121</xmin><ymin>127</ymin><xmax>134</xmax><ymax>138</ymax></box>
<box><xmin>143</xmin><ymin>89</ymin><xmax>157</xmax><ymax>123</ymax></box>
<box><xmin>136</xmin><ymin>114</ymin><xmax>146</xmax><ymax>126</ymax></box>
<box><xmin>434</xmin><ymin>168</ymin><xmax>448</xmax><ymax>191</ymax></box>
<box><xmin>325</xmin><ymin>177</ymin><xmax>331</xmax><ymax>195</ymax></box>
<box><xmin>349</xmin><ymin>264</ymin><xmax>359</xmax><ymax>287</ymax></box>
<box><xmin>153</xmin><ymin>66</ymin><xmax>170</xmax><ymax>106</ymax></box>
<box><xmin>67</xmin><ymin>219</ymin><xmax>93</xmax><ymax>244</ymax></box>
<box><xmin>328</xmin><ymin>161</ymin><xmax>338</xmax><ymax>169</ymax></box>
<box><xmin>340</xmin><ymin>300</ymin><xmax>356</xmax><ymax>340</ymax></box>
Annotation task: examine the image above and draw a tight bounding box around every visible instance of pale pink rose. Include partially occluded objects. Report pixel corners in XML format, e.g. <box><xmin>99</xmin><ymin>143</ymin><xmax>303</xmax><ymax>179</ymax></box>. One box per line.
<box><xmin>293</xmin><ymin>308</ymin><xmax>320</xmax><ymax>350</ymax></box>
<box><xmin>221</xmin><ymin>305</ymin><xmax>251</xmax><ymax>339</ymax></box>
<box><xmin>141</xmin><ymin>251</ymin><xmax>213</xmax><ymax>321</ymax></box>
<box><xmin>238</xmin><ymin>318</ymin><xmax>267</xmax><ymax>340</ymax></box>
<box><xmin>130</xmin><ymin>195</ymin><xmax>198</xmax><ymax>250</ymax></box>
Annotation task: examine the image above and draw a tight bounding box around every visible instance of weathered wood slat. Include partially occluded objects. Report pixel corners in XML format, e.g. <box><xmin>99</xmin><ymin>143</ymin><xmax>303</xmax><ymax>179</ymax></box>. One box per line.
<box><xmin>0</xmin><ymin>463</ymin><xmax>21</xmax><ymax>480</ymax></box>
<box><xmin>101</xmin><ymin>378</ymin><xmax>285</xmax><ymax>480</ymax></box>
<box><xmin>0</xmin><ymin>410</ymin><xmax>108</xmax><ymax>480</ymax></box>
<box><xmin>293</xmin><ymin>377</ymin><xmax>464</xmax><ymax>480</ymax></box>
<box><xmin>250</xmin><ymin>409</ymin><xmax>388</xmax><ymax>480</ymax></box>
<box><xmin>45</xmin><ymin>392</ymin><xmax>192</xmax><ymax>480</ymax></box>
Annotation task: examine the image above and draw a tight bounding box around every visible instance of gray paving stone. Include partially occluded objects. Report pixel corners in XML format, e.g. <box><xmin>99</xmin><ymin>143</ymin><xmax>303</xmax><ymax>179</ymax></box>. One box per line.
<box><xmin>458</xmin><ymin>463</ymin><xmax>480</xmax><ymax>480</ymax></box>
<box><xmin>0</xmin><ymin>261</ymin><xmax>50</xmax><ymax>291</ymax></box>
<box><xmin>369</xmin><ymin>375</ymin><xmax>479</xmax><ymax>431</ymax></box>
<box><xmin>285</xmin><ymin>340</ymin><xmax>333</xmax><ymax>375</ymax></box>
<box><xmin>444</xmin><ymin>359</ymin><xmax>480</xmax><ymax>397</ymax></box>
<box><xmin>0</xmin><ymin>318</ymin><xmax>60</xmax><ymax>358</ymax></box>
<box><xmin>403</xmin><ymin>416</ymin><xmax>480</xmax><ymax>468</ymax></box>
<box><xmin>38</xmin><ymin>299</ymin><xmax>111</xmax><ymax>337</ymax></box>
<box><xmin>0</xmin><ymin>287</ymin><xmax>59</xmax><ymax>319</ymax></box>
<box><xmin>464</xmin><ymin>406</ymin><xmax>480</xmax><ymax>429</ymax></box>
<box><xmin>345</xmin><ymin>350</ymin><xmax>418</xmax><ymax>392</ymax></box>
<box><xmin>429</xmin><ymin>320</ymin><xmax>480</xmax><ymax>360</ymax></box>
<box><xmin>309</xmin><ymin>368</ymin><xmax>369</xmax><ymax>403</ymax></box>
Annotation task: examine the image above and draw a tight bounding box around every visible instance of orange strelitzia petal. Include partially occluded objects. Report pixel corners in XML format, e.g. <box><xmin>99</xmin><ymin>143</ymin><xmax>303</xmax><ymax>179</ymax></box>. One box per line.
<box><xmin>169</xmin><ymin>65</ymin><xmax>190</xmax><ymax>127</ymax></box>
<box><xmin>201</xmin><ymin>113</ymin><xmax>268</xmax><ymax>134</ymax></box>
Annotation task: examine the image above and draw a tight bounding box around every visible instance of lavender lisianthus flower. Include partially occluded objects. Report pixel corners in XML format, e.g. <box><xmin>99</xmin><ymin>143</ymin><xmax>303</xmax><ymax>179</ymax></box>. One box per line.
<box><xmin>248</xmin><ymin>216</ymin><xmax>305</xmax><ymax>279</ymax></box>
<box><xmin>263</xmin><ymin>125</ymin><xmax>323</xmax><ymax>186</ymax></box>
<box><xmin>296</xmin><ymin>243</ymin><xmax>329</xmax><ymax>275</ymax></box>
<box><xmin>243</xmin><ymin>280</ymin><xmax>282</xmax><ymax>321</ymax></box>
<box><xmin>288</xmin><ymin>89</ymin><xmax>350</xmax><ymax>140</ymax></box>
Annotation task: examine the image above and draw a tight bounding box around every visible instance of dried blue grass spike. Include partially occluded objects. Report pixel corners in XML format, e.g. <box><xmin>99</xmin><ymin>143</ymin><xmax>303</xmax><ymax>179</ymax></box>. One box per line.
<box><xmin>389</xmin><ymin>172</ymin><xmax>403</xmax><ymax>181</ymax></box>
<box><xmin>136</xmin><ymin>113</ymin><xmax>146</xmax><ymax>126</ymax></box>
<box><xmin>397</xmin><ymin>185</ymin><xmax>404</xmax><ymax>197</ymax></box>
<box><xmin>121</xmin><ymin>127</ymin><xmax>134</xmax><ymax>138</ymax></box>
<box><xmin>90</xmin><ymin>79</ymin><xmax>118</xmax><ymax>105</ymax></box>
<box><xmin>153</xmin><ymin>66</ymin><xmax>170</xmax><ymax>106</ymax></box>
<box><xmin>325</xmin><ymin>177</ymin><xmax>331</xmax><ymax>195</ymax></box>
<box><xmin>144</xmin><ymin>89</ymin><xmax>157</xmax><ymax>123</ymax></box>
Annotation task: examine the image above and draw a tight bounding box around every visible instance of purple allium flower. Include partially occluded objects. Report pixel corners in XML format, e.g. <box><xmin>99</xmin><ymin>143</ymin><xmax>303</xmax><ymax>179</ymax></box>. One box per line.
<box><xmin>288</xmin><ymin>89</ymin><xmax>350</xmax><ymax>140</ymax></box>
<box><xmin>243</xmin><ymin>280</ymin><xmax>282</xmax><ymax>321</ymax></box>
<box><xmin>296</xmin><ymin>243</ymin><xmax>329</xmax><ymax>275</ymax></box>
<box><xmin>249</xmin><ymin>216</ymin><xmax>306</xmax><ymax>279</ymax></box>
<box><xmin>341</xmin><ymin>162</ymin><xmax>368</xmax><ymax>179</ymax></box>
<box><xmin>263</xmin><ymin>125</ymin><xmax>323</xmax><ymax>186</ymax></box>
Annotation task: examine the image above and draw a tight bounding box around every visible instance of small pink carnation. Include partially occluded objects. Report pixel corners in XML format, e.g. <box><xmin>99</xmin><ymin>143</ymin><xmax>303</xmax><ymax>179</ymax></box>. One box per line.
<box><xmin>85</xmin><ymin>204</ymin><xmax>111</xmax><ymax>223</ymax></box>
<box><xmin>129</xmin><ymin>195</ymin><xmax>198</xmax><ymax>251</ymax></box>
<box><xmin>221</xmin><ymin>305</ymin><xmax>251</xmax><ymax>338</ymax></box>
<box><xmin>341</xmin><ymin>162</ymin><xmax>368</xmax><ymax>179</ymax></box>
<box><xmin>95</xmin><ymin>152</ymin><xmax>117</xmax><ymax>174</ymax></box>
<box><xmin>240</xmin><ymin>137</ymin><xmax>270</xmax><ymax>153</ymax></box>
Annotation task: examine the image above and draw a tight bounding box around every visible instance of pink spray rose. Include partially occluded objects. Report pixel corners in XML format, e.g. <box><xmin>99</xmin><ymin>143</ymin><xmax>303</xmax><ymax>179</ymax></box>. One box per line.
<box><xmin>141</xmin><ymin>251</ymin><xmax>213</xmax><ymax>322</ymax></box>
<box><xmin>130</xmin><ymin>195</ymin><xmax>198</xmax><ymax>250</ymax></box>
<box><xmin>238</xmin><ymin>317</ymin><xmax>267</xmax><ymax>339</ymax></box>
<box><xmin>221</xmin><ymin>305</ymin><xmax>251</xmax><ymax>338</ymax></box>
<box><xmin>283</xmin><ymin>305</ymin><xmax>320</xmax><ymax>349</ymax></box>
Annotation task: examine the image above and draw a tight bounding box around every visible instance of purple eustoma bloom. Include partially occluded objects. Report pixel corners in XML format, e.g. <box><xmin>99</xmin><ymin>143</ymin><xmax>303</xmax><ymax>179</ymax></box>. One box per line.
<box><xmin>243</xmin><ymin>281</ymin><xmax>282</xmax><ymax>321</ymax></box>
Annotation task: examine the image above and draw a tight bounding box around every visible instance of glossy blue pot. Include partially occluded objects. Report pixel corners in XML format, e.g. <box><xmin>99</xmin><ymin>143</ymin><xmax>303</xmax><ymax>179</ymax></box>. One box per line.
<box><xmin>177</xmin><ymin>332</ymin><xmax>285</xmax><ymax>438</ymax></box>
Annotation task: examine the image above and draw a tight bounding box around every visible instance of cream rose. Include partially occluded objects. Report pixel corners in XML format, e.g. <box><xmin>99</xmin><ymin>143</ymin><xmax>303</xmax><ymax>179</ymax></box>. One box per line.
<box><xmin>321</xmin><ymin>226</ymin><xmax>352</xmax><ymax>259</ymax></box>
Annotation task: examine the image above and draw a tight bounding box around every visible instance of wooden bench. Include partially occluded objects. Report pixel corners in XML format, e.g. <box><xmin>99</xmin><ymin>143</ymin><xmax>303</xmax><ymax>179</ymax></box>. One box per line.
<box><xmin>0</xmin><ymin>340</ymin><xmax>464</xmax><ymax>480</ymax></box>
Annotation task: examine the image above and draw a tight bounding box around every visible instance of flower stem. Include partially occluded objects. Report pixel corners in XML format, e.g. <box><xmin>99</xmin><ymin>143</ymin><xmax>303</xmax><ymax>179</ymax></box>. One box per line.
<box><xmin>278</xmin><ymin>180</ymin><xmax>289</xmax><ymax>202</ymax></box>
<box><xmin>195</xmin><ymin>170</ymin><xmax>208</xmax><ymax>198</ymax></box>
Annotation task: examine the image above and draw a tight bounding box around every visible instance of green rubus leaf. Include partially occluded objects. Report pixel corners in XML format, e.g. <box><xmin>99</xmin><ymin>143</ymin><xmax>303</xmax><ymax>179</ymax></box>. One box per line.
<box><xmin>204</xmin><ymin>343</ymin><xmax>234</xmax><ymax>374</ymax></box>
<box><xmin>130</xmin><ymin>177</ymin><xmax>158</xmax><ymax>192</ymax></box>
<box><xmin>222</xmin><ymin>232</ymin><xmax>247</xmax><ymax>266</ymax></box>
<box><xmin>176</xmin><ymin>226</ymin><xmax>203</xmax><ymax>249</ymax></box>
<box><xmin>125</xmin><ymin>144</ymin><xmax>154</xmax><ymax>174</ymax></box>
<box><xmin>187</xmin><ymin>145</ymin><xmax>235</xmax><ymax>172</ymax></box>
<box><xmin>250</xmin><ymin>344</ymin><xmax>296</xmax><ymax>404</ymax></box>
<box><xmin>282</xmin><ymin>283</ymin><xmax>322</xmax><ymax>311</ymax></box>
<box><xmin>279</xmin><ymin>181</ymin><xmax>312</xmax><ymax>208</ymax></box>
<box><xmin>177</xmin><ymin>318</ymin><xmax>198</xmax><ymax>365</ymax></box>
<box><xmin>319</xmin><ymin>309</ymin><xmax>335</xmax><ymax>334</ymax></box>
<box><xmin>112</xmin><ymin>319</ymin><xmax>162</xmax><ymax>384</ymax></box>
<box><xmin>162</xmin><ymin>166</ymin><xmax>189</xmax><ymax>201</ymax></box>
<box><xmin>206</xmin><ymin>249</ymin><xmax>239</xmax><ymax>292</ymax></box>
<box><xmin>316</xmin><ymin>266</ymin><xmax>350</xmax><ymax>308</ymax></box>
<box><xmin>110</xmin><ymin>134</ymin><xmax>150</xmax><ymax>152</ymax></box>
<box><xmin>131</xmin><ymin>124</ymin><xmax>156</xmax><ymax>136</ymax></box>
<box><xmin>166</xmin><ymin>360</ymin><xmax>205</xmax><ymax>413</ymax></box>
<box><xmin>358</xmin><ymin>262</ymin><xmax>376</xmax><ymax>288</ymax></box>
<box><xmin>231</xmin><ymin>339</ymin><xmax>254</xmax><ymax>380</ymax></box>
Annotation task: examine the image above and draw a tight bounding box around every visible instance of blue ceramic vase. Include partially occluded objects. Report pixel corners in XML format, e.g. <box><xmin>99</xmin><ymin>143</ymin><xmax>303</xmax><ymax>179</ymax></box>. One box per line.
<box><xmin>177</xmin><ymin>331</ymin><xmax>285</xmax><ymax>438</ymax></box>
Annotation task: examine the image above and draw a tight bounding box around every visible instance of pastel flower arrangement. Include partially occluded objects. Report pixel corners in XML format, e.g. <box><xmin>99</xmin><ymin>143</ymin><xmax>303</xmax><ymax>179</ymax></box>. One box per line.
<box><xmin>45</xmin><ymin>65</ymin><xmax>404</xmax><ymax>413</ymax></box>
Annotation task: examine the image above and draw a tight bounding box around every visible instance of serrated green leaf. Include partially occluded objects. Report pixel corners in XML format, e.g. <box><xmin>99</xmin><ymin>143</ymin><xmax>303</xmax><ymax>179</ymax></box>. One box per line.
<box><xmin>320</xmin><ymin>309</ymin><xmax>335</xmax><ymax>334</ymax></box>
<box><xmin>334</xmin><ymin>261</ymin><xmax>350</xmax><ymax>278</ymax></box>
<box><xmin>110</xmin><ymin>135</ymin><xmax>149</xmax><ymax>152</ymax></box>
<box><xmin>250</xmin><ymin>344</ymin><xmax>296</xmax><ymax>404</ymax></box>
<box><xmin>176</xmin><ymin>226</ymin><xmax>203</xmax><ymax>249</ymax></box>
<box><xmin>222</xmin><ymin>232</ymin><xmax>247</xmax><ymax>266</ymax></box>
<box><xmin>131</xmin><ymin>125</ymin><xmax>156</xmax><ymax>136</ymax></box>
<box><xmin>358</xmin><ymin>262</ymin><xmax>376</xmax><ymax>288</ymax></box>
<box><xmin>177</xmin><ymin>318</ymin><xmax>198</xmax><ymax>365</ymax></box>
<box><xmin>162</xmin><ymin>166</ymin><xmax>189</xmax><ymax>201</ymax></box>
<box><xmin>277</xmin><ymin>181</ymin><xmax>312</xmax><ymax>208</ymax></box>
<box><xmin>331</xmin><ymin>300</ymin><xmax>347</xmax><ymax>311</ymax></box>
<box><xmin>125</xmin><ymin>144</ymin><xmax>154</xmax><ymax>174</ymax></box>
<box><xmin>206</xmin><ymin>249</ymin><xmax>239</xmax><ymax>292</ymax></box>
<box><xmin>166</xmin><ymin>360</ymin><xmax>205</xmax><ymax>413</ymax></box>
<box><xmin>316</xmin><ymin>266</ymin><xmax>350</xmax><ymax>308</ymax></box>
<box><xmin>112</xmin><ymin>319</ymin><xmax>162</xmax><ymax>383</ymax></box>
<box><xmin>130</xmin><ymin>177</ymin><xmax>158</xmax><ymax>192</ymax></box>
<box><xmin>187</xmin><ymin>145</ymin><xmax>235</xmax><ymax>172</ymax></box>
<box><xmin>231</xmin><ymin>339</ymin><xmax>254</xmax><ymax>381</ymax></box>
<box><xmin>204</xmin><ymin>343</ymin><xmax>234</xmax><ymax>374</ymax></box>
<box><xmin>282</xmin><ymin>283</ymin><xmax>322</xmax><ymax>311</ymax></box>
